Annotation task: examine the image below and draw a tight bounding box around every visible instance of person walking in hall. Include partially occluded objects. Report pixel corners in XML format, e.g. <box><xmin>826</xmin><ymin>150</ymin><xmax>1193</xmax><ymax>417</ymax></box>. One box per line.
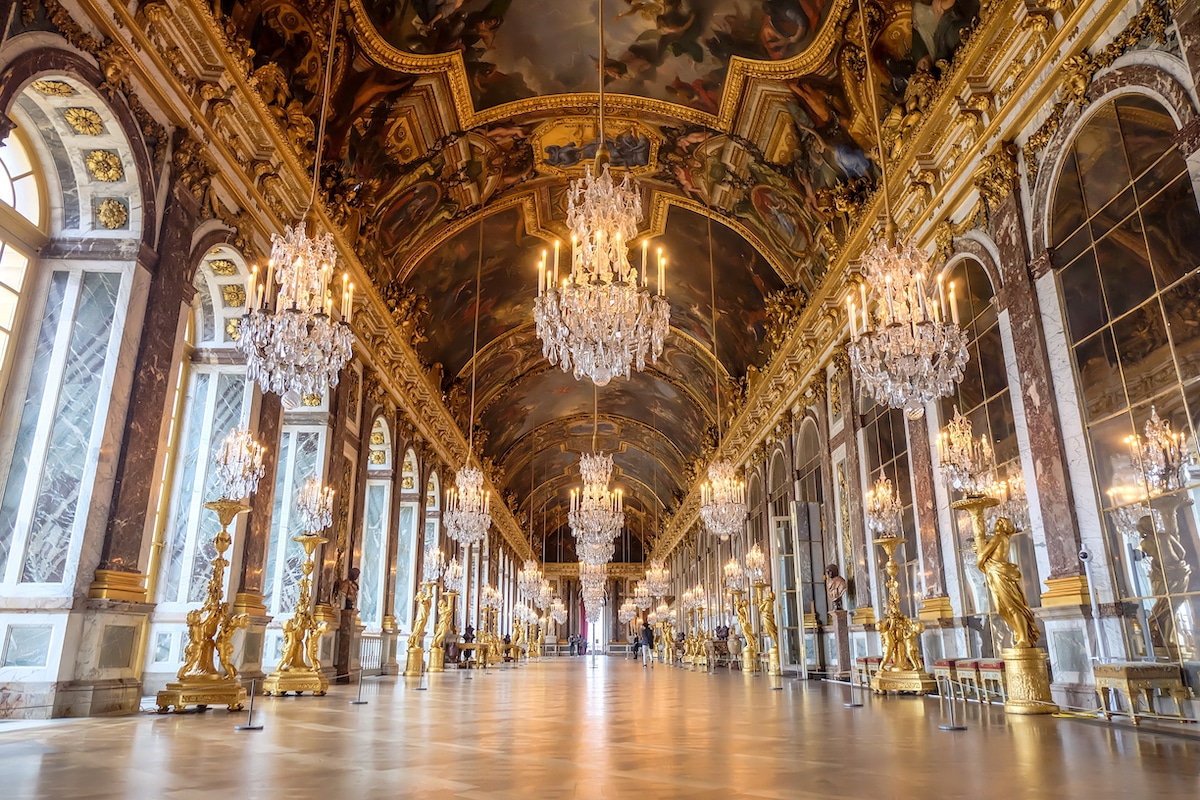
<box><xmin>640</xmin><ymin>620</ymin><xmax>655</xmax><ymax>668</ymax></box>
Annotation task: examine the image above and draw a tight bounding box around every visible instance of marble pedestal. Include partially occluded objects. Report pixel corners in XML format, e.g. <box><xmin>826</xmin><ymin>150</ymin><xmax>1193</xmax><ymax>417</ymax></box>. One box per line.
<box><xmin>830</xmin><ymin>610</ymin><xmax>852</xmax><ymax>680</ymax></box>
<box><xmin>871</xmin><ymin>667</ymin><xmax>938</xmax><ymax>694</ymax></box>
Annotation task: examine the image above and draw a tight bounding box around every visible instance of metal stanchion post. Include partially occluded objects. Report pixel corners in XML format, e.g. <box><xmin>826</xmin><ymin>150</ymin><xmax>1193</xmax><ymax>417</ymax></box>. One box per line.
<box><xmin>235</xmin><ymin>680</ymin><xmax>263</xmax><ymax>731</ymax></box>
<box><xmin>939</xmin><ymin>680</ymin><xmax>967</xmax><ymax>731</ymax></box>
<box><xmin>844</xmin><ymin>672</ymin><xmax>863</xmax><ymax>708</ymax></box>
<box><xmin>350</xmin><ymin>669</ymin><xmax>368</xmax><ymax>705</ymax></box>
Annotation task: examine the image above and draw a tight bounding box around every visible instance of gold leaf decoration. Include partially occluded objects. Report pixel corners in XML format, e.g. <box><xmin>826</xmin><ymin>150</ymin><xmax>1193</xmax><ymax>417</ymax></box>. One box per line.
<box><xmin>221</xmin><ymin>284</ymin><xmax>247</xmax><ymax>308</ymax></box>
<box><xmin>63</xmin><ymin>108</ymin><xmax>103</xmax><ymax>135</ymax></box>
<box><xmin>85</xmin><ymin>150</ymin><xmax>124</xmax><ymax>182</ymax></box>
<box><xmin>370</xmin><ymin>431</ymin><xmax>385</xmax><ymax>445</ymax></box>
<box><xmin>209</xmin><ymin>258</ymin><xmax>237</xmax><ymax>276</ymax></box>
<box><xmin>369</xmin><ymin>450</ymin><xmax>387</xmax><ymax>465</ymax></box>
<box><xmin>31</xmin><ymin>80</ymin><xmax>74</xmax><ymax>97</ymax></box>
<box><xmin>96</xmin><ymin>198</ymin><xmax>128</xmax><ymax>229</ymax></box>
<box><xmin>226</xmin><ymin>318</ymin><xmax>241</xmax><ymax>341</ymax></box>
<box><xmin>302</xmin><ymin>393</ymin><xmax>323</xmax><ymax>407</ymax></box>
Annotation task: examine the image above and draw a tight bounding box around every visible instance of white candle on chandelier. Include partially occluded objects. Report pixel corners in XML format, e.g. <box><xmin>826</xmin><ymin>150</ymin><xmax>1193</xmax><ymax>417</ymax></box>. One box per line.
<box><xmin>859</xmin><ymin>282</ymin><xmax>868</xmax><ymax>332</ymax></box>
<box><xmin>917</xmin><ymin>276</ymin><xmax>928</xmax><ymax>320</ymax></box>
<box><xmin>848</xmin><ymin>297</ymin><xmax>858</xmax><ymax>339</ymax></box>
<box><xmin>937</xmin><ymin>273</ymin><xmax>947</xmax><ymax>323</ymax></box>
<box><xmin>347</xmin><ymin>282</ymin><xmax>354</xmax><ymax>323</ymax></box>
<box><xmin>341</xmin><ymin>273</ymin><xmax>349</xmax><ymax>318</ymax></box>
<box><xmin>247</xmin><ymin>264</ymin><xmax>257</xmax><ymax>307</ymax></box>
<box><xmin>642</xmin><ymin>239</ymin><xmax>648</xmax><ymax>286</ymax></box>
<box><xmin>265</xmin><ymin>259</ymin><xmax>276</xmax><ymax>308</ymax></box>
<box><xmin>949</xmin><ymin>281</ymin><xmax>960</xmax><ymax>325</ymax></box>
<box><xmin>566</xmin><ymin>236</ymin><xmax>574</xmax><ymax>284</ymax></box>
<box><xmin>537</xmin><ymin>257</ymin><xmax>545</xmax><ymax>297</ymax></box>
<box><xmin>884</xmin><ymin>274</ymin><xmax>894</xmax><ymax>325</ymax></box>
<box><xmin>553</xmin><ymin>240</ymin><xmax>560</xmax><ymax>281</ymax></box>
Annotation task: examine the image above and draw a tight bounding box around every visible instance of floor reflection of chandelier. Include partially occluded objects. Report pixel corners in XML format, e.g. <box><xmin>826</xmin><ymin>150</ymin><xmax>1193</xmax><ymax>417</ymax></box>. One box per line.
<box><xmin>532</xmin><ymin>0</ymin><xmax>669</xmax><ymax>387</ymax></box>
<box><xmin>700</xmin><ymin>459</ymin><xmax>747</xmax><ymax>540</ymax></box>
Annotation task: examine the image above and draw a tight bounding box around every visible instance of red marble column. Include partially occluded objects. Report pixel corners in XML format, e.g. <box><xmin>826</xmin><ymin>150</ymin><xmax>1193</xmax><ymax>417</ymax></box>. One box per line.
<box><xmin>236</xmin><ymin>393</ymin><xmax>283</xmax><ymax>607</ymax></box>
<box><xmin>990</xmin><ymin>188</ymin><xmax>1085</xmax><ymax>589</ymax></box>
<box><xmin>92</xmin><ymin>180</ymin><xmax>200</xmax><ymax>599</ymax></box>
<box><xmin>905</xmin><ymin>413</ymin><xmax>947</xmax><ymax>598</ymax></box>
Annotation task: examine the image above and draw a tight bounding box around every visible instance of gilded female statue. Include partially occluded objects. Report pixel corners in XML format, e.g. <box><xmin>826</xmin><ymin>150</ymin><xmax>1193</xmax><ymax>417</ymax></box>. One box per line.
<box><xmin>408</xmin><ymin>583</ymin><xmax>433</xmax><ymax>651</ymax></box>
<box><xmin>757</xmin><ymin>587</ymin><xmax>780</xmax><ymax>646</ymax></box>
<box><xmin>431</xmin><ymin>595</ymin><xmax>454</xmax><ymax>649</ymax></box>
<box><xmin>735</xmin><ymin>593</ymin><xmax>759</xmax><ymax>667</ymax></box>
<box><xmin>976</xmin><ymin>516</ymin><xmax>1039</xmax><ymax>648</ymax></box>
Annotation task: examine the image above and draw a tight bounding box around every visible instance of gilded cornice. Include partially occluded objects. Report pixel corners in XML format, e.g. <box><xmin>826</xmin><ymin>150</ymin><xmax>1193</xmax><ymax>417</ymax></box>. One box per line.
<box><xmin>651</xmin><ymin>0</ymin><xmax>1146</xmax><ymax>560</ymax></box>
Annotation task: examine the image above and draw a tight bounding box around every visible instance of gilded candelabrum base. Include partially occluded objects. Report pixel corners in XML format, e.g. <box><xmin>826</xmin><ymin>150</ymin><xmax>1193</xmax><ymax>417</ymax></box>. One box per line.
<box><xmin>871</xmin><ymin>668</ymin><xmax>938</xmax><ymax>694</ymax></box>
<box><xmin>428</xmin><ymin>645</ymin><xmax>445</xmax><ymax>673</ymax></box>
<box><xmin>767</xmin><ymin>645</ymin><xmax>781</xmax><ymax>677</ymax></box>
<box><xmin>403</xmin><ymin>646</ymin><xmax>426</xmax><ymax>677</ymax></box>
<box><xmin>156</xmin><ymin>675</ymin><xmax>246</xmax><ymax>714</ymax></box>
<box><xmin>1001</xmin><ymin>646</ymin><xmax>1058</xmax><ymax>715</ymax></box>
<box><xmin>262</xmin><ymin>668</ymin><xmax>328</xmax><ymax>697</ymax></box>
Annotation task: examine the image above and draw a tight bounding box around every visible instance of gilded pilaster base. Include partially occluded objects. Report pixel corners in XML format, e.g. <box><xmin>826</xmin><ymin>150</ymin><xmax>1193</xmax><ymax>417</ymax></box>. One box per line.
<box><xmin>262</xmin><ymin>668</ymin><xmax>329</xmax><ymax>696</ymax></box>
<box><xmin>1001</xmin><ymin>646</ymin><xmax>1058</xmax><ymax>715</ymax></box>
<box><xmin>1040</xmin><ymin>576</ymin><xmax>1091</xmax><ymax>608</ymax></box>
<box><xmin>871</xmin><ymin>668</ymin><xmax>938</xmax><ymax>694</ymax></box>
<box><xmin>429</xmin><ymin>645</ymin><xmax>445</xmax><ymax>673</ymax></box>
<box><xmin>88</xmin><ymin>569</ymin><xmax>149</xmax><ymax>603</ymax></box>
<box><xmin>156</xmin><ymin>676</ymin><xmax>246</xmax><ymax>713</ymax></box>
<box><xmin>851</xmin><ymin>606</ymin><xmax>876</xmax><ymax>625</ymax></box>
<box><xmin>403</xmin><ymin>646</ymin><xmax>425</xmax><ymax>677</ymax></box>
<box><xmin>232</xmin><ymin>592</ymin><xmax>269</xmax><ymax>617</ymax></box>
<box><xmin>918</xmin><ymin>596</ymin><xmax>955</xmax><ymax>620</ymax></box>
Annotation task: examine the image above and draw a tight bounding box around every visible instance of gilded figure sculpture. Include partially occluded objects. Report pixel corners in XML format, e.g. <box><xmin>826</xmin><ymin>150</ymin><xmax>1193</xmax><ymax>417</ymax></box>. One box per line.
<box><xmin>757</xmin><ymin>586</ymin><xmax>779</xmax><ymax>645</ymax></box>
<box><xmin>408</xmin><ymin>583</ymin><xmax>434</xmax><ymax>651</ymax></box>
<box><xmin>1137</xmin><ymin>513</ymin><xmax>1194</xmax><ymax>644</ymax></box>
<box><xmin>976</xmin><ymin>516</ymin><xmax>1039</xmax><ymax>649</ymax></box>
<box><xmin>734</xmin><ymin>591</ymin><xmax>759</xmax><ymax>673</ymax></box>
<box><xmin>432</xmin><ymin>595</ymin><xmax>453</xmax><ymax>649</ymax></box>
<box><xmin>214</xmin><ymin>606</ymin><xmax>248</xmax><ymax>680</ymax></box>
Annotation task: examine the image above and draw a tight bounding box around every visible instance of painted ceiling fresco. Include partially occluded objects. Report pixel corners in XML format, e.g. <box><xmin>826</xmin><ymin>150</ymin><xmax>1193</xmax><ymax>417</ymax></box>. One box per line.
<box><xmin>225</xmin><ymin>0</ymin><xmax>983</xmax><ymax>549</ymax></box>
<box><xmin>363</xmin><ymin>0</ymin><xmax>838</xmax><ymax>112</ymax></box>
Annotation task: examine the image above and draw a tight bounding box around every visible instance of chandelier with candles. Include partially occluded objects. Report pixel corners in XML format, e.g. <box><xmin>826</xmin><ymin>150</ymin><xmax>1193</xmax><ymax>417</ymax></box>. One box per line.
<box><xmin>936</xmin><ymin>407</ymin><xmax>996</xmax><ymax>497</ymax></box>
<box><xmin>445</xmin><ymin>465</ymin><xmax>491</xmax><ymax>546</ymax></box>
<box><xmin>865</xmin><ymin>475</ymin><xmax>903</xmax><ymax>539</ymax></box>
<box><xmin>700</xmin><ymin>460</ymin><xmax>747</xmax><ymax>540</ymax></box>
<box><xmin>532</xmin><ymin>0</ymin><xmax>669</xmax><ymax>387</ymax></box>
<box><xmin>724</xmin><ymin>557</ymin><xmax>745</xmax><ymax>591</ymax></box>
<box><xmin>550</xmin><ymin>597</ymin><xmax>568</xmax><ymax>627</ymax></box>
<box><xmin>518</xmin><ymin>558</ymin><xmax>543</xmax><ymax>598</ymax></box>
<box><xmin>236</xmin><ymin>1</ymin><xmax>353</xmax><ymax>408</ymax></box>
<box><xmin>1128</xmin><ymin>405</ymin><xmax>1192</xmax><ymax>496</ymax></box>
<box><xmin>213</xmin><ymin>428</ymin><xmax>266</xmax><ymax>501</ymax></box>
<box><xmin>644</xmin><ymin>558</ymin><xmax>670</xmax><ymax>598</ymax></box>
<box><xmin>569</xmin><ymin>451</ymin><xmax>624</xmax><ymax>563</ymax></box>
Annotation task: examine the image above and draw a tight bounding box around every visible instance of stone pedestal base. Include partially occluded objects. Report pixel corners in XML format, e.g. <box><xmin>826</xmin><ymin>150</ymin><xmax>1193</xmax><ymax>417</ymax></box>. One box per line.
<box><xmin>262</xmin><ymin>669</ymin><xmax>328</xmax><ymax>696</ymax></box>
<box><xmin>871</xmin><ymin>668</ymin><xmax>938</xmax><ymax>695</ymax></box>
<box><xmin>156</xmin><ymin>676</ymin><xmax>246</xmax><ymax>713</ymax></box>
<box><xmin>830</xmin><ymin>610</ymin><xmax>852</xmax><ymax>679</ymax></box>
<box><xmin>403</xmin><ymin>646</ymin><xmax>425</xmax><ymax>677</ymax></box>
<box><xmin>1002</xmin><ymin>646</ymin><xmax>1058</xmax><ymax>715</ymax></box>
<box><xmin>429</xmin><ymin>645</ymin><xmax>445</xmax><ymax>673</ymax></box>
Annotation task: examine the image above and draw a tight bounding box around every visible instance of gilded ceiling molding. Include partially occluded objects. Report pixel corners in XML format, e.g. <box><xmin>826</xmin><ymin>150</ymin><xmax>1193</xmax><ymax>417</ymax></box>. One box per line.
<box><xmin>345</xmin><ymin>0</ymin><xmax>852</xmax><ymax>132</ymax></box>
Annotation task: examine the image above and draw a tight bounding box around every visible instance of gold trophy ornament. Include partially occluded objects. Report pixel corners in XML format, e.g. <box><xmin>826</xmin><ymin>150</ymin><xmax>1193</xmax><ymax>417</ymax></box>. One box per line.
<box><xmin>263</xmin><ymin>477</ymin><xmax>336</xmax><ymax>697</ymax></box>
<box><xmin>158</xmin><ymin>429</ymin><xmax>266</xmax><ymax>714</ymax></box>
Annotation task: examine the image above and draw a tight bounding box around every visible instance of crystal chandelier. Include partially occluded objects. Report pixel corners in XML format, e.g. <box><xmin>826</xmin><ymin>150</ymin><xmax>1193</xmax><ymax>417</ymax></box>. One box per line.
<box><xmin>618</xmin><ymin>598</ymin><xmax>637</xmax><ymax>625</ymax></box>
<box><xmin>700</xmin><ymin>460</ymin><xmax>747</xmax><ymax>540</ymax></box>
<box><xmin>550</xmin><ymin>597</ymin><xmax>568</xmax><ymax>626</ymax></box>
<box><xmin>936</xmin><ymin>407</ymin><xmax>996</xmax><ymax>496</ymax></box>
<box><xmin>644</xmin><ymin>558</ymin><xmax>669</xmax><ymax>598</ymax></box>
<box><xmin>213</xmin><ymin>428</ymin><xmax>266</xmax><ymax>501</ymax></box>
<box><xmin>723</xmin><ymin>557</ymin><xmax>745</xmax><ymax>590</ymax></box>
<box><xmin>1127</xmin><ymin>405</ymin><xmax>1192</xmax><ymax>496</ymax></box>
<box><xmin>518</xmin><ymin>558</ymin><xmax>543</xmax><ymax>598</ymax></box>
<box><xmin>745</xmin><ymin>544</ymin><xmax>766</xmax><ymax>583</ymax></box>
<box><xmin>296</xmin><ymin>476</ymin><xmax>334</xmax><ymax>534</ymax></box>
<box><xmin>847</xmin><ymin>237</ymin><xmax>969</xmax><ymax>419</ymax></box>
<box><xmin>536</xmin><ymin>579</ymin><xmax>553</xmax><ymax>610</ymax></box>
<box><xmin>843</xmin><ymin>0</ymin><xmax>967</xmax><ymax>420</ymax></box>
<box><xmin>444</xmin><ymin>556</ymin><xmax>465</xmax><ymax>592</ymax></box>
<box><xmin>445</xmin><ymin>466</ymin><xmax>491</xmax><ymax>546</ymax></box>
<box><xmin>237</xmin><ymin>1</ymin><xmax>354</xmax><ymax>409</ymax></box>
<box><xmin>865</xmin><ymin>475</ymin><xmax>903</xmax><ymax>539</ymax></box>
<box><xmin>422</xmin><ymin>546</ymin><xmax>445</xmax><ymax>582</ymax></box>
<box><xmin>481</xmin><ymin>584</ymin><xmax>501</xmax><ymax>611</ymax></box>
<box><xmin>633</xmin><ymin>581</ymin><xmax>651</xmax><ymax>610</ymax></box>
<box><xmin>446</xmin><ymin>221</ymin><xmax>493</xmax><ymax>545</ymax></box>
<box><xmin>698</xmin><ymin>210</ymin><xmax>748</xmax><ymax>538</ymax></box>
<box><xmin>532</xmin><ymin>0</ymin><xmax>669</xmax><ymax>387</ymax></box>
<box><xmin>569</xmin><ymin>451</ymin><xmax>624</xmax><ymax>564</ymax></box>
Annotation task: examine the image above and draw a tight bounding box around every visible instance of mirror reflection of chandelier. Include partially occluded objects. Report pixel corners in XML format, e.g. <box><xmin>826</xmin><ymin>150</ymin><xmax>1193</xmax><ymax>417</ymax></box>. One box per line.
<box><xmin>843</xmin><ymin>0</ymin><xmax>967</xmax><ymax>420</ymax></box>
<box><xmin>1127</xmin><ymin>405</ymin><xmax>1192</xmax><ymax>496</ymax></box>
<box><xmin>237</xmin><ymin>0</ymin><xmax>353</xmax><ymax>408</ymax></box>
<box><xmin>532</xmin><ymin>0</ymin><xmax>669</xmax><ymax>387</ymax></box>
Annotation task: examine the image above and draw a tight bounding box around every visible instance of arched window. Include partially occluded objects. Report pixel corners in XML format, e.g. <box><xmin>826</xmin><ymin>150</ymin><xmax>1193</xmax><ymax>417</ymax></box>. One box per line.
<box><xmin>392</xmin><ymin>449</ymin><xmax>420</xmax><ymax>629</ymax></box>
<box><xmin>359</xmin><ymin>418</ymin><xmax>392</xmax><ymax>629</ymax></box>
<box><xmin>939</xmin><ymin>257</ymin><xmax>1039</xmax><ymax>656</ymax></box>
<box><xmin>425</xmin><ymin>471</ymin><xmax>440</xmax><ymax>554</ymax></box>
<box><xmin>0</xmin><ymin>78</ymin><xmax>143</xmax><ymax>591</ymax></box>
<box><xmin>155</xmin><ymin>251</ymin><xmax>253</xmax><ymax>609</ymax></box>
<box><xmin>1052</xmin><ymin>93</ymin><xmax>1200</xmax><ymax>666</ymax></box>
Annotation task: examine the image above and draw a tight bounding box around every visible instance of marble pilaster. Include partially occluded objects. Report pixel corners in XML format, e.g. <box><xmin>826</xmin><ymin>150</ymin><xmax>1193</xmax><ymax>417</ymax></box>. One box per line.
<box><xmin>905</xmin><ymin>413</ymin><xmax>947</xmax><ymax>599</ymax></box>
<box><xmin>830</xmin><ymin>358</ymin><xmax>871</xmax><ymax>612</ymax></box>
<box><xmin>236</xmin><ymin>393</ymin><xmax>282</xmax><ymax>607</ymax></box>
<box><xmin>989</xmin><ymin>191</ymin><xmax>1084</xmax><ymax>586</ymax></box>
<box><xmin>92</xmin><ymin>181</ymin><xmax>200</xmax><ymax>596</ymax></box>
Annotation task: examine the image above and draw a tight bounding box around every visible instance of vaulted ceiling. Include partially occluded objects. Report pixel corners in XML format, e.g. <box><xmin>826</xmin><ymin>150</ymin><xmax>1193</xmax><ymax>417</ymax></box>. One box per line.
<box><xmin>225</xmin><ymin>0</ymin><xmax>972</xmax><ymax>556</ymax></box>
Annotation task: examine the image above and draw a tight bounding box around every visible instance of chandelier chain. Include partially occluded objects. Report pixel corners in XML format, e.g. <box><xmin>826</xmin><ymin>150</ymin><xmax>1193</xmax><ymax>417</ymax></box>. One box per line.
<box><xmin>855</xmin><ymin>0</ymin><xmax>892</xmax><ymax>228</ymax></box>
<box><xmin>308</xmin><ymin>0</ymin><xmax>340</xmax><ymax>215</ymax></box>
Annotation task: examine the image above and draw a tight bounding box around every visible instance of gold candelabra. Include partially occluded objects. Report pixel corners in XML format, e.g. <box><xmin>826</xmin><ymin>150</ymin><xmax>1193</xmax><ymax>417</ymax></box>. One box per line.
<box><xmin>156</xmin><ymin>499</ymin><xmax>251</xmax><ymax>713</ymax></box>
<box><xmin>870</xmin><ymin>536</ymin><xmax>936</xmax><ymax>694</ymax></box>
<box><xmin>954</xmin><ymin>494</ymin><xmax>1057</xmax><ymax>713</ymax></box>
<box><xmin>263</xmin><ymin>533</ymin><xmax>331</xmax><ymax>696</ymax></box>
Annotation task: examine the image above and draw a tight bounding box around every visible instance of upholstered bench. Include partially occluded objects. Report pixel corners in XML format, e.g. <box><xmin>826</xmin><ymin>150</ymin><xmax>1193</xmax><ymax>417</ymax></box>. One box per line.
<box><xmin>978</xmin><ymin>659</ymin><xmax>1007</xmax><ymax>703</ymax></box>
<box><xmin>933</xmin><ymin>659</ymin><xmax>956</xmax><ymax>698</ymax></box>
<box><xmin>954</xmin><ymin>659</ymin><xmax>982</xmax><ymax>701</ymax></box>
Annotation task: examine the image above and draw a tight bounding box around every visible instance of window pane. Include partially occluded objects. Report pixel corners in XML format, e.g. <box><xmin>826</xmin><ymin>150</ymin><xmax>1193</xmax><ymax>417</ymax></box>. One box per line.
<box><xmin>1052</xmin><ymin>149</ymin><xmax>1086</xmax><ymax>246</ymax></box>
<box><xmin>1111</xmin><ymin>298</ymin><xmax>1174</xmax><ymax>402</ymax></box>
<box><xmin>1074</xmin><ymin>328</ymin><xmax>1124</xmax><ymax>422</ymax></box>
<box><xmin>1075</xmin><ymin>105</ymin><xmax>1132</xmax><ymax>214</ymax></box>
<box><xmin>1164</xmin><ymin>273</ymin><xmax>1200</xmax><ymax>384</ymax></box>
<box><xmin>1095</xmin><ymin>214</ymin><xmax>1155</xmax><ymax>320</ymax></box>
<box><xmin>1059</xmin><ymin>251</ymin><xmax>1107</xmax><ymax>342</ymax></box>
<box><xmin>0</xmin><ymin>245</ymin><xmax>29</xmax><ymax>294</ymax></box>
<box><xmin>1116</xmin><ymin>95</ymin><xmax>1177</xmax><ymax>178</ymax></box>
<box><xmin>1143</xmin><ymin>174</ymin><xmax>1200</xmax><ymax>288</ymax></box>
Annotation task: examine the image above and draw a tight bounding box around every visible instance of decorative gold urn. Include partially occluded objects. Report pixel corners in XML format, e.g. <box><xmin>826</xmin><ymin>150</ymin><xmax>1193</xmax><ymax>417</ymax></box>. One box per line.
<box><xmin>157</xmin><ymin>499</ymin><xmax>252</xmax><ymax>713</ymax></box>
<box><xmin>262</xmin><ymin>534</ymin><xmax>331</xmax><ymax>696</ymax></box>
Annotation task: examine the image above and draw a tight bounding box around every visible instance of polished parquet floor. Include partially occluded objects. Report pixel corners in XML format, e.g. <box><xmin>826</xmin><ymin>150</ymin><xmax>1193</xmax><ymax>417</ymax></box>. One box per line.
<box><xmin>3</xmin><ymin>658</ymin><xmax>1200</xmax><ymax>799</ymax></box>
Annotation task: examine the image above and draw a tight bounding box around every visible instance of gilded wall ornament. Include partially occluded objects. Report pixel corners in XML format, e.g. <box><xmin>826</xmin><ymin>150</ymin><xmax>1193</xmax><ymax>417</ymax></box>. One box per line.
<box><xmin>302</xmin><ymin>393</ymin><xmax>323</xmax><ymax>407</ymax></box>
<box><xmin>829</xmin><ymin>375</ymin><xmax>842</xmax><ymax>420</ymax></box>
<box><xmin>96</xmin><ymin>198</ymin><xmax>128</xmax><ymax>229</ymax></box>
<box><xmin>369</xmin><ymin>450</ymin><xmax>387</xmax><ymax>465</ymax></box>
<box><xmin>31</xmin><ymin>79</ymin><xmax>74</xmax><ymax>97</ymax></box>
<box><xmin>370</xmin><ymin>431</ymin><xmax>385</xmax><ymax>445</ymax></box>
<box><xmin>85</xmin><ymin>150</ymin><xmax>124</xmax><ymax>182</ymax></box>
<box><xmin>221</xmin><ymin>284</ymin><xmax>247</xmax><ymax>308</ymax></box>
<box><xmin>226</xmin><ymin>318</ymin><xmax>241</xmax><ymax>341</ymax></box>
<box><xmin>64</xmin><ymin>108</ymin><xmax>103</xmax><ymax>135</ymax></box>
<box><xmin>209</xmin><ymin>258</ymin><xmax>237</xmax><ymax>276</ymax></box>
<box><xmin>974</xmin><ymin>141</ymin><xmax>1019</xmax><ymax>208</ymax></box>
